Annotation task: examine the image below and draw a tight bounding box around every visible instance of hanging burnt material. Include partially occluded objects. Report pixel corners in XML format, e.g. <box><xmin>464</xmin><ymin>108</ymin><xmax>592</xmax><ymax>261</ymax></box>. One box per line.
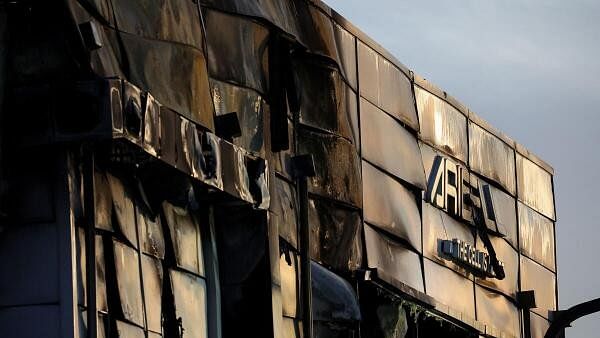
<box><xmin>269</xmin><ymin>33</ymin><xmax>297</xmax><ymax>152</ymax></box>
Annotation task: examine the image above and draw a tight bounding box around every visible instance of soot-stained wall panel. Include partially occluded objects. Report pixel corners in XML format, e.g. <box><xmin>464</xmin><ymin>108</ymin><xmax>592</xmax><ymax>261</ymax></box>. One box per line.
<box><xmin>360</xmin><ymin>98</ymin><xmax>426</xmax><ymax>189</ymax></box>
<box><xmin>112</xmin><ymin>0</ymin><xmax>204</xmax><ymax>48</ymax></box>
<box><xmin>137</xmin><ymin>205</ymin><xmax>166</xmax><ymax>260</ymax></box>
<box><xmin>483</xmin><ymin>178</ymin><xmax>518</xmax><ymax>248</ymax></box>
<box><xmin>140</xmin><ymin>255</ymin><xmax>163</xmax><ymax>334</ymax></box>
<box><xmin>422</xmin><ymin>202</ymin><xmax>474</xmax><ymax>275</ymax></box>
<box><xmin>469</xmin><ymin>122</ymin><xmax>516</xmax><ymax>196</ymax></box>
<box><xmin>476</xmin><ymin>236</ymin><xmax>519</xmax><ymax>299</ymax></box>
<box><xmin>333</xmin><ymin>22</ymin><xmax>357</xmax><ymax>89</ymax></box>
<box><xmin>530</xmin><ymin>312</ymin><xmax>550</xmax><ymax>338</ymax></box>
<box><xmin>298</xmin><ymin>128</ymin><xmax>361</xmax><ymax>207</ymax></box>
<box><xmin>211</xmin><ymin>79</ymin><xmax>266</xmax><ymax>155</ymax></box>
<box><xmin>280</xmin><ymin>250</ymin><xmax>300</xmax><ymax>318</ymax></box>
<box><xmin>119</xmin><ymin>34</ymin><xmax>214</xmax><ymax>129</ymax></box>
<box><xmin>357</xmin><ymin>41</ymin><xmax>419</xmax><ymax>131</ymax></box>
<box><xmin>295</xmin><ymin>60</ymin><xmax>358</xmax><ymax>144</ymax></box>
<box><xmin>115</xmin><ymin>320</ymin><xmax>145</xmax><ymax>338</ymax></box>
<box><xmin>204</xmin><ymin>10</ymin><xmax>270</xmax><ymax>94</ymax></box>
<box><xmin>474</xmin><ymin>286</ymin><xmax>520</xmax><ymax>338</ymax></box>
<box><xmin>363</xmin><ymin>161</ymin><xmax>422</xmax><ymax>252</ymax></box>
<box><xmin>519</xmin><ymin>202</ymin><xmax>555</xmax><ymax>271</ymax></box>
<box><xmin>107</xmin><ymin>173</ymin><xmax>137</xmax><ymax>248</ymax></box>
<box><xmin>95</xmin><ymin>170</ymin><xmax>114</xmax><ymax>232</ymax></box>
<box><xmin>415</xmin><ymin>86</ymin><xmax>468</xmax><ymax>163</ymax></box>
<box><xmin>162</xmin><ymin>201</ymin><xmax>204</xmax><ymax>277</ymax></box>
<box><xmin>270</xmin><ymin>176</ymin><xmax>298</xmax><ymax>248</ymax></box>
<box><xmin>169</xmin><ymin>269</ymin><xmax>208</xmax><ymax>338</ymax></box>
<box><xmin>424</xmin><ymin>259</ymin><xmax>475</xmax><ymax>320</ymax></box>
<box><xmin>520</xmin><ymin>256</ymin><xmax>557</xmax><ymax>319</ymax></box>
<box><xmin>308</xmin><ymin>198</ymin><xmax>362</xmax><ymax>271</ymax></box>
<box><xmin>364</xmin><ymin>224</ymin><xmax>424</xmax><ymax>293</ymax></box>
<box><xmin>112</xmin><ymin>240</ymin><xmax>145</xmax><ymax>327</ymax></box>
<box><xmin>517</xmin><ymin>154</ymin><xmax>555</xmax><ymax>220</ymax></box>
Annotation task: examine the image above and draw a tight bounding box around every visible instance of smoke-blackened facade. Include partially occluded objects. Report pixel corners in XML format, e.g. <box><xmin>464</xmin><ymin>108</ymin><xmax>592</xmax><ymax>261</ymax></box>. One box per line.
<box><xmin>0</xmin><ymin>1</ymin><xmax>557</xmax><ymax>338</ymax></box>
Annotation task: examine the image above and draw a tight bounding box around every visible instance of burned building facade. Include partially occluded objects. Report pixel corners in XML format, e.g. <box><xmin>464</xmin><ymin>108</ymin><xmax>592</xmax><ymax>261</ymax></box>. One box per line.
<box><xmin>0</xmin><ymin>1</ymin><xmax>557</xmax><ymax>338</ymax></box>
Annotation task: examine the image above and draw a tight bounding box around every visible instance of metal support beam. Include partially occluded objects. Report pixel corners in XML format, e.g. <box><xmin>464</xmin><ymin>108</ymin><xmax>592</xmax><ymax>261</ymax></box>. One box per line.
<box><xmin>545</xmin><ymin>298</ymin><xmax>600</xmax><ymax>338</ymax></box>
<box><xmin>292</xmin><ymin>154</ymin><xmax>316</xmax><ymax>338</ymax></box>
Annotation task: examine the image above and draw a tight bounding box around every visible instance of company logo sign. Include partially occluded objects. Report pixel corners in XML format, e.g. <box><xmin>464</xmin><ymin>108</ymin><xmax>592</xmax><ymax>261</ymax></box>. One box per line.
<box><xmin>428</xmin><ymin>155</ymin><xmax>506</xmax><ymax>279</ymax></box>
<box><xmin>440</xmin><ymin>238</ymin><xmax>504</xmax><ymax>278</ymax></box>
<box><xmin>426</xmin><ymin>155</ymin><xmax>497</xmax><ymax>230</ymax></box>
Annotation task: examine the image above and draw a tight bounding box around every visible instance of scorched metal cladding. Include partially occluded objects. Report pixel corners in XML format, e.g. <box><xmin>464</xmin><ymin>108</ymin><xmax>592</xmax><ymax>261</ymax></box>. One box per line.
<box><xmin>0</xmin><ymin>1</ymin><xmax>557</xmax><ymax>338</ymax></box>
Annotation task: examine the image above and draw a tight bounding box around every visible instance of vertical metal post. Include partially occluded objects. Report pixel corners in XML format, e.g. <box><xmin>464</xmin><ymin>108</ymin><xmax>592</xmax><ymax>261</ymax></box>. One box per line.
<box><xmin>292</xmin><ymin>154</ymin><xmax>316</xmax><ymax>338</ymax></box>
<box><xmin>298</xmin><ymin>176</ymin><xmax>312</xmax><ymax>338</ymax></box>
<box><xmin>83</xmin><ymin>149</ymin><xmax>97</xmax><ymax>338</ymax></box>
<box><xmin>517</xmin><ymin>290</ymin><xmax>536</xmax><ymax>338</ymax></box>
<box><xmin>523</xmin><ymin>310</ymin><xmax>532</xmax><ymax>338</ymax></box>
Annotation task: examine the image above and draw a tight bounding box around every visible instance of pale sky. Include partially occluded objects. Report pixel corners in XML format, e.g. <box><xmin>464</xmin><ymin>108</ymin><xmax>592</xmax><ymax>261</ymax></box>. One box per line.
<box><xmin>324</xmin><ymin>0</ymin><xmax>600</xmax><ymax>337</ymax></box>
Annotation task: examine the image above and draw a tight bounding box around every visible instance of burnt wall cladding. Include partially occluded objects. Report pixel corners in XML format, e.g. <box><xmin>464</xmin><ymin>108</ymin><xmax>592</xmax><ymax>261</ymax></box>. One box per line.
<box><xmin>0</xmin><ymin>0</ymin><xmax>557</xmax><ymax>337</ymax></box>
<box><xmin>197</xmin><ymin>1</ymin><xmax>556</xmax><ymax>337</ymax></box>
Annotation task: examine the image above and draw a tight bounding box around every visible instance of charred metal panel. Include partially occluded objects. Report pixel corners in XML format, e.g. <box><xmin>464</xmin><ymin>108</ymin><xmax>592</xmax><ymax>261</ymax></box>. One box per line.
<box><xmin>357</xmin><ymin>42</ymin><xmax>418</xmax><ymax>131</ymax></box>
<box><xmin>137</xmin><ymin>205</ymin><xmax>165</xmax><ymax>260</ymax></box>
<box><xmin>107</xmin><ymin>173</ymin><xmax>137</xmax><ymax>248</ymax></box>
<box><xmin>142</xmin><ymin>93</ymin><xmax>161</xmax><ymax>157</ymax></box>
<box><xmin>308</xmin><ymin>198</ymin><xmax>362</xmax><ymax>271</ymax></box>
<box><xmin>474</xmin><ymin>286</ymin><xmax>520</xmax><ymax>338</ymax></box>
<box><xmin>415</xmin><ymin>86</ymin><xmax>468</xmax><ymax>163</ymax></box>
<box><xmin>112</xmin><ymin>239</ymin><xmax>145</xmax><ymax>327</ymax></box>
<box><xmin>115</xmin><ymin>320</ymin><xmax>145</xmax><ymax>338</ymax></box>
<box><xmin>476</xmin><ymin>236</ymin><xmax>519</xmax><ymax>299</ymax></box>
<box><xmin>363</xmin><ymin>161</ymin><xmax>422</xmax><ymax>252</ymax></box>
<box><xmin>298</xmin><ymin>129</ymin><xmax>361</xmax><ymax>207</ymax></box>
<box><xmin>76</xmin><ymin>228</ymin><xmax>87</xmax><ymax>307</ymax></box>
<box><xmin>118</xmin><ymin>34</ymin><xmax>214</xmax><ymax>129</ymax></box>
<box><xmin>0</xmin><ymin>223</ymin><xmax>59</xmax><ymax>307</ymax></box>
<box><xmin>364</xmin><ymin>224</ymin><xmax>424</xmax><ymax>293</ymax></box>
<box><xmin>94</xmin><ymin>170</ymin><xmax>114</xmax><ymax>232</ymax></box>
<box><xmin>220</xmin><ymin>140</ymin><xmax>254</xmax><ymax>204</ymax></box>
<box><xmin>517</xmin><ymin>154</ymin><xmax>555</xmax><ymax>220</ymax></box>
<box><xmin>162</xmin><ymin>201</ymin><xmax>204</xmax><ymax>276</ymax></box>
<box><xmin>211</xmin><ymin>79</ymin><xmax>266</xmax><ymax>155</ymax></box>
<box><xmin>482</xmin><ymin>178</ymin><xmax>518</xmax><ymax>247</ymax></box>
<box><xmin>519</xmin><ymin>202</ymin><xmax>556</xmax><ymax>272</ymax></box>
<box><xmin>361</xmin><ymin>98</ymin><xmax>426</xmax><ymax>189</ymax></box>
<box><xmin>422</xmin><ymin>202</ymin><xmax>474</xmax><ymax>275</ymax></box>
<box><xmin>169</xmin><ymin>269</ymin><xmax>208</xmax><ymax>338</ymax></box>
<box><xmin>200</xmin><ymin>0</ymin><xmax>302</xmax><ymax>44</ymax></box>
<box><xmin>140</xmin><ymin>255</ymin><xmax>163</xmax><ymax>334</ymax></box>
<box><xmin>271</xmin><ymin>177</ymin><xmax>299</xmax><ymax>248</ymax></box>
<box><xmin>96</xmin><ymin>235</ymin><xmax>108</xmax><ymax>314</ymax></box>
<box><xmin>333</xmin><ymin>23</ymin><xmax>357</xmax><ymax>90</ymax></box>
<box><xmin>303</xmin><ymin>6</ymin><xmax>338</xmax><ymax>64</ymax></box>
<box><xmin>520</xmin><ymin>255</ymin><xmax>557</xmax><ymax>319</ymax></box>
<box><xmin>111</xmin><ymin>0</ymin><xmax>204</xmax><ymax>48</ymax></box>
<box><xmin>469</xmin><ymin>122</ymin><xmax>517</xmax><ymax>196</ymax></box>
<box><xmin>424</xmin><ymin>258</ymin><xmax>475</xmax><ymax>320</ymax></box>
<box><xmin>529</xmin><ymin>312</ymin><xmax>550</xmax><ymax>338</ymax></box>
<box><xmin>280</xmin><ymin>250</ymin><xmax>300</xmax><ymax>318</ymax></box>
<box><xmin>204</xmin><ymin>10</ymin><xmax>270</xmax><ymax>94</ymax></box>
<box><xmin>295</xmin><ymin>60</ymin><xmax>359</xmax><ymax>144</ymax></box>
